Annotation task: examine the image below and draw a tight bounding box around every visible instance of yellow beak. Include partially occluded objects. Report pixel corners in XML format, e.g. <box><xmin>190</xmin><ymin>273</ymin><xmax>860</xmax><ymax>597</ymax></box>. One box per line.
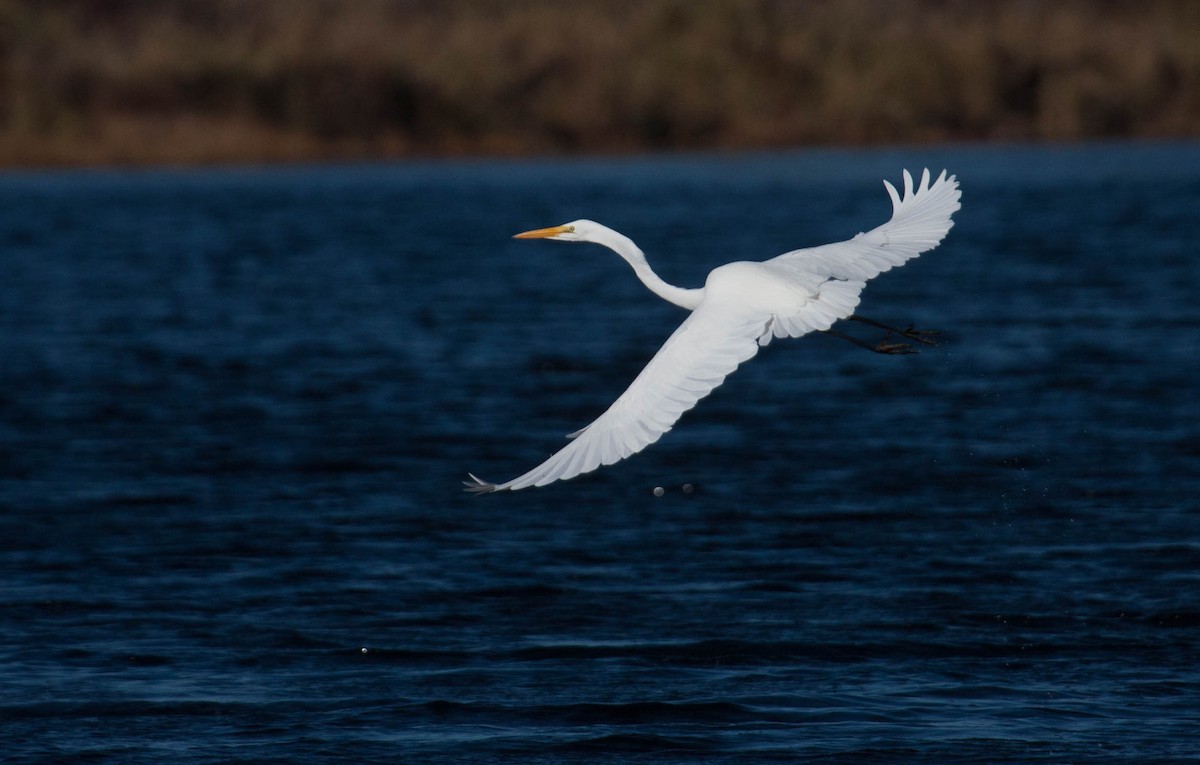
<box><xmin>513</xmin><ymin>224</ymin><xmax>572</xmax><ymax>239</ymax></box>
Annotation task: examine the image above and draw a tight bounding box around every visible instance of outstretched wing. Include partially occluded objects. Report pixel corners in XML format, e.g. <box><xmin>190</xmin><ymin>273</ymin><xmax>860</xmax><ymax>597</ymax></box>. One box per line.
<box><xmin>465</xmin><ymin>302</ymin><xmax>767</xmax><ymax>492</ymax></box>
<box><xmin>765</xmin><ymin>168</ymin><xmax>961</xmax><ymax>289</ymax></box>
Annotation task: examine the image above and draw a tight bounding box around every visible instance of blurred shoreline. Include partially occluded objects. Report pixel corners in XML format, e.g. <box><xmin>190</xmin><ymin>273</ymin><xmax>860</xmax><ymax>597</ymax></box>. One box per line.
<box><xmin>2</xmin><ymin>0</ymin><xmax>1198</xmax><ymax>168</ymax></box>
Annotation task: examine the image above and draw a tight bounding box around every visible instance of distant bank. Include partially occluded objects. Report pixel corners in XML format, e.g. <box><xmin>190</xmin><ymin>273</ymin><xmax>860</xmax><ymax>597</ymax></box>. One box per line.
<box><xmin>1</xmin><ymin>0</ymin><xmax>1198</xmax><ymax>167</ymax></box>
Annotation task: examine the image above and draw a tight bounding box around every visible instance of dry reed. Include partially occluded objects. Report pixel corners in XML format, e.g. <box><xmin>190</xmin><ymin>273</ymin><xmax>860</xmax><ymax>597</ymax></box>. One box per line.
<box><xmin>1</xmin><ymin>0</ymin><xmax>1197</xmax><ymax>166</ymax></box>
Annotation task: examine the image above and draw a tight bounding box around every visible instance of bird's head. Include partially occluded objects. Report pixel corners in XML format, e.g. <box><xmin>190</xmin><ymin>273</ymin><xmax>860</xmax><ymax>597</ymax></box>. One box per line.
<box><xmin>512</xmin><ymin>219</ymin><xmax>606</xmax><ymax>244</ymax></box>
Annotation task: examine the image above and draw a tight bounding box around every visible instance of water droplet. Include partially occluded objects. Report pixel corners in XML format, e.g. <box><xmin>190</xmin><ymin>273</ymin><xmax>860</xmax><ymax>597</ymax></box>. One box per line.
<box><xmin>652</xmin><ymin>486</ymin><xmax>665</xmax><ymax>497</ymax></box>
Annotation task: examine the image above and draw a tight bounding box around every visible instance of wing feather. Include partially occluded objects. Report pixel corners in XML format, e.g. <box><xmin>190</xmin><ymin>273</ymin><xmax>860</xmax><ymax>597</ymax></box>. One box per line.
<box><xmin>750</xmin><ymin>168</ymin><xmax>960</xmax><ymax>343</ymax></box>
<box><xmin>466</xmin><ymin>303</ymin><xmax>765</xmax><ymax>492</ymax></box>
<box><xmin>766</xmin><ymin>168</ymin><xmax>961</xmax><ymax>286</ymax></box>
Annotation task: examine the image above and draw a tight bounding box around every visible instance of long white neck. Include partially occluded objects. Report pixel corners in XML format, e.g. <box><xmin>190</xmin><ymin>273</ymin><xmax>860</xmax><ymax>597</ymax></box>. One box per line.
<box><xmin>593</xmin><ymin>227</ymin><xmax>703</xmax><ymax>311</ymax></box>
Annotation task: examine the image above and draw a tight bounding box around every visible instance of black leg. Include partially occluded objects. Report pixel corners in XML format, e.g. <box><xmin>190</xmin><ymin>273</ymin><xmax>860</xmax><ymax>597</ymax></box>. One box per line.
<box><xmin>848</xmin><ymin>314</ymin><xmax>940</xmax><ymax>346</ymax></box>
<box><xmin>819</xmin><ymin>329</ymin><xmax>917</xmax><ymax>355</ymax></box>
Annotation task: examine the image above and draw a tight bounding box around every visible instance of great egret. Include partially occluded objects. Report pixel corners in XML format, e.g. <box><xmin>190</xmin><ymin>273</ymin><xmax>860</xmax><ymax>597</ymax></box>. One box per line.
<box><xmin>466</xmin><ymin>168</ymin><xmax>960</xmax><ymax>493</ymax></box>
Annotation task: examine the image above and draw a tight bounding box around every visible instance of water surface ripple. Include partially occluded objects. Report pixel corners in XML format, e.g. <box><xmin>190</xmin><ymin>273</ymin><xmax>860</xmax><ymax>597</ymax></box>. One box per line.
<box><xmin>1</xmin><ymin>143</ymin><xmax>1198</xmax><ymax>763</ymax></box>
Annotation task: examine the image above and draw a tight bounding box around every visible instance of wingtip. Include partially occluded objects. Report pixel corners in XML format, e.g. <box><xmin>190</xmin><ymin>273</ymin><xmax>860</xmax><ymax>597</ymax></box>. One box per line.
<box><xmin>934</xmin><ymin>168</ymin><xmax>959</xmax><ymax>189</ymax></box>
<box><xmin>899</xmin><ymin>167</ymin><xmax>961</xmax><ymax>205</ymax></box>
<box><xmin>883</xmin><ymin>178</ymin><xmax>901</xmax><ymax>212</ymax></box>
<box><xmin>463</xmin><ymin>472</ymin><xmax>502</xmax><ymax>495</ymax></box>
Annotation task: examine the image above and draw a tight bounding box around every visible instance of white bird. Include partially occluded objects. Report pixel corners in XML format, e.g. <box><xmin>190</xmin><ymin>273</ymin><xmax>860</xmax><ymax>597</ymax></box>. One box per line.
<box><xmin>466</xmin><ymin>168</ymin><xmax>961</xmax><ymax>493</ymax></box>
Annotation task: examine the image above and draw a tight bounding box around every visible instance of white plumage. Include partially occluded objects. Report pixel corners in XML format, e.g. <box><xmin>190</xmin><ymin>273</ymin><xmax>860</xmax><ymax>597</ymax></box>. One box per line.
<box><xmin>467</xmin><ymin>169</ymin><xmax>961</xmax><ymax>492</ymax></box>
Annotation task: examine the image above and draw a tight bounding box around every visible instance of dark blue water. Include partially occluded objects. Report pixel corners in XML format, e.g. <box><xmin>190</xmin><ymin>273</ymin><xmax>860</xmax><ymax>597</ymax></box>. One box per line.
<box><xmin>2</xmin><ymin>143</ymin><xmax>1198</xmax><ymax>763</ymax></box>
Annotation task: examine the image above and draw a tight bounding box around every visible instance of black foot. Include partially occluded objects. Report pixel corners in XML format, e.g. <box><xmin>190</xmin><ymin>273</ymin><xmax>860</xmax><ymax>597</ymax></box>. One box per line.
<box><xmin>873</xmin><ymin>340</ymin><xmax>918</xmax><ymax>355</ymax></box>
<box><xmin>898</xmin><ymin>325</ymin><xmax>940</xmax><ymax>347</ymax></box>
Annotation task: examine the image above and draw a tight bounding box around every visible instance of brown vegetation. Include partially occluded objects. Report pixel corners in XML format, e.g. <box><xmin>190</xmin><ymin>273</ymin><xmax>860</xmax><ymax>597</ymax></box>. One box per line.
<box><xmin>1</xmin><ymin>0</ymin><xmax>1198</xmax><ymax>166</ymax></box>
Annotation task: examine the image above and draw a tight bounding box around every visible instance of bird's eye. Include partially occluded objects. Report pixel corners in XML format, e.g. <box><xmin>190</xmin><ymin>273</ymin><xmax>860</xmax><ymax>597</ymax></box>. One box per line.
<box><xmin>566</xmin><ymin>226</ymin><xmax>576</xmax><ymax>233</ymax></box>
